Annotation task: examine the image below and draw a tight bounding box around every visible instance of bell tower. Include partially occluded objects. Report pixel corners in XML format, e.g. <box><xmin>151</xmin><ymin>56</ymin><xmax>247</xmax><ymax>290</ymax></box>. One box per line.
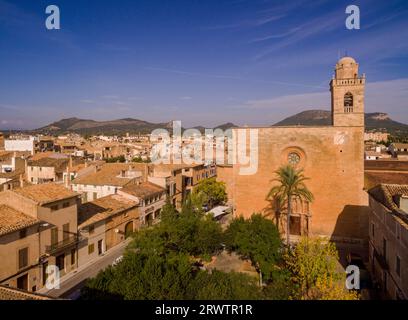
<box><xmin>330</xmin><ymin>56</ymin><xmax>365</xmax><ymax>127</ymax></box>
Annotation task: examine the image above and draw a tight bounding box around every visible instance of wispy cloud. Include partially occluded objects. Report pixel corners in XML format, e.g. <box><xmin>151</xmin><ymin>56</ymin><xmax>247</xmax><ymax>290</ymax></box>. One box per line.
<box><xmin>235</xmin><ymin>78</ymin><xmax>408</xmax><ymax>123</ymax></box>
<box><xmin>101</xmin><ymin>95</ymin><xmax>120</xmax><ymax>99</ymax></box>
<box><xmin>144</xmin><ymin>66</ymin><xmax>325</xmax><ymax>89</ymax></box>
<box><xmin>253</xmin><ymin>9</ymin><xmax>344</xmax><ymax>61</ymax></box>
<box><xmin>180</xmin><ymin>96</ymin><xmax>192</xmax><ymax>100</ymax></box>
<box><xmin>80</xmin><ymin>99</ymin><xmax>95</xmax><ymax>104</ymax></box>
<box><xmin>250</xmin><ymin>27</ymin><xmax>301</xmax><ymax>42</ymax></box>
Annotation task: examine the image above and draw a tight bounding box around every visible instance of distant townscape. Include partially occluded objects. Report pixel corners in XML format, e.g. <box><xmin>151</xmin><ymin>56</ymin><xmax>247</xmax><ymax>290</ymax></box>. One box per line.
<box><xmin>0</xmin><ymin>57</ymin><xmax>407</xmax><ymax>301</ymax></box>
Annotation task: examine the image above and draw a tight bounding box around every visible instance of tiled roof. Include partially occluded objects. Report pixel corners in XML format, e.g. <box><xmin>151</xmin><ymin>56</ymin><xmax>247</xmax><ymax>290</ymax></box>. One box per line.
<box><xmin>0</xmin><ymin>205</ymin><xmax>40</xmax><ymax>236</ymax></box>
<box><xmin>72</xmin><ymin>163</ymin><xmax>146</xmax><ymax>187</ymax></box>
<box><xmin>78</xmin><ymin>194</ymin><xmax>138</xmax><ymax>229</ymax></box>
<box><xmin>30</xmin><ymin>152</ymin><xmax>67</xmax><ymax>161</ymax></box>
<box><xmin>392</xmin><ymin>143</ymin><xmax>408</xmax><ymax>149</ymax></box>
<box><xmin>0</xmin><ymin>167</ymin><xmax>24</xmax><ymax>180</ymax></box>
<box><xmin>0</xmin><ymin>285</ymin><xmax>53</xmax><ymax>300</ymax></box>
<box><xmin>368</xmin><ymin>184</ymin><xmax>408</xmax><ymax>223</ymax></box>
<box><xmin>121</xmin><ymin>182</ymin><xmax>165</xmax><ymax>199</ymax></box>
<box><xmin>28</xmin><ymin>157</ymin><xmax>69</xmax><ymax>173</ymax></box>
<box><xmin>13</xmin><ymin>183</ymin><xmax>78</xmax><ymax>205</ymax></box>
<box><xmin>149</xmin><ymin>163</ymin><xmax>194</xmax><ymax>172</ymax></box>
<box><xmin>365</xmin><ymin>172</ymin><xmax>408</xmax><ymax>190</ymax></box>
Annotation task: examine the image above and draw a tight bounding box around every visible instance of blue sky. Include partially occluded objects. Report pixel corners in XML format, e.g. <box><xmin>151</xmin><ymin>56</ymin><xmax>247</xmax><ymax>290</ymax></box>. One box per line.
<box><xmin>0</xmin><ymin>0</ymin><xmax>408</xmax><ymax>129</ymax></box>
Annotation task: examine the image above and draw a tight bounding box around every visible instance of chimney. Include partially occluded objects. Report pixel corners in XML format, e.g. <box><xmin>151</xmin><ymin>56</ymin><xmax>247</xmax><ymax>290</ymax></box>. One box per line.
<box><xmin>396</xmin><ymin>195</ymin><xmax>408</xmax><ymax>213</ymax></box>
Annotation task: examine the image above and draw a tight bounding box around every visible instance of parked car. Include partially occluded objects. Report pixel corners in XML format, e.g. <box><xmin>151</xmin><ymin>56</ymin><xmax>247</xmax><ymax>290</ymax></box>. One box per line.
<box><xmin>112</xmin><ymin>255</ymin><xmax>123</xmax><ymax>266</ymax></box>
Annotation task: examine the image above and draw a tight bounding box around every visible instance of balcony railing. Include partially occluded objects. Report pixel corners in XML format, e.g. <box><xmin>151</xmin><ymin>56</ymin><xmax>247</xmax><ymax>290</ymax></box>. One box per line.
<box><xmin>45</xmin><ymin>235</ymin><xmax>79</xmax><ymax>255</ymax></box>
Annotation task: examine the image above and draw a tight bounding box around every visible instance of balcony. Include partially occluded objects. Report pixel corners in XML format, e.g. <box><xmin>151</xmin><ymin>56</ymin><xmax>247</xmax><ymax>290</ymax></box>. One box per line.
<box><xmin>45</xmin><ymin>235</ymin><xmax>79</xmax><ymax>255</ymax></box>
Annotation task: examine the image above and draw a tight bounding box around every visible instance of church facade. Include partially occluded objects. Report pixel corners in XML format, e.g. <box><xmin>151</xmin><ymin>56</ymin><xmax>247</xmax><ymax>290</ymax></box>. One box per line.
<box><xmin>225</xmin><ymin>57</ymin><xmax>369</xmax><ymax>243</ymax></box>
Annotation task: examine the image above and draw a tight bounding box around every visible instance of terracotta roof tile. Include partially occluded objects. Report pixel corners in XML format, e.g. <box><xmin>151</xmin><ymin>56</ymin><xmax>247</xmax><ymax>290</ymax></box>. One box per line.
<box><xmin>121</xmin><ymin>182</ymin><xmax>165</xmax><ymax>199</ymax></box>
<box><xmin>368</xmin><ymin>183</ymin><xmax>408</xmax><ymax>224</ymax></box>
<box><xmin>0</xmin><ymin>205</ymin><xmax>40</xmax><ymax>236</ymax></box>
<box><xmin>28</xmin><ymin>157</ymin><xmax>69</xmax><ymax>173</ymax></box>
<box><xmin>0</xmin><ymin>285</ymin><xmax>53</xmax><ymax>300</ymax></box>
<box><xmin>13</xmin><ymin>183</ymin><xmax>79</xmax><ymax>205</ymax></box>
<box><xmin>78</xmin><ymin>194</ymin><xmax>138</xmax><ymax>229</ymax></box>
<box><xmin>72</xmin><ymin>163</ymin><xmax>146</xmax><ymax>187</ymax></box>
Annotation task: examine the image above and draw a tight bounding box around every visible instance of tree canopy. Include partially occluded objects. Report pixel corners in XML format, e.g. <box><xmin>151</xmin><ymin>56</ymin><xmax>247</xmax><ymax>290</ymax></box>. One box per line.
<box><xmin>81</xmin><ymin>203</ymin><xmax>357</xmax><ymax>300</ymax></box>
<box><xmin>224</xmin><ymin>214</ymin><xmax>283</xmax><ymax>282</ymax></box>
<box><xmin>284</xmin><ymin>237</ymin><xmax>359</xmax><ymax>300</ymax></box>
<box><xmin>192</xmin><ymin>177</ymin><xmax>227</xmax><ymax>209</ymax></box>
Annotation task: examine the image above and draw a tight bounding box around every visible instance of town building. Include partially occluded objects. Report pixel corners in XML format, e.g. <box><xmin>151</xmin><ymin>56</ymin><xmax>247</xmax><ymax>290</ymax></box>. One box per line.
<box><xmin>77</xmin><ymin>194</ymin><xmax>139</xmax><ymax>265</ymax></box>
<box><xmin>27</xmin><ymin>157</ymin><xmax>70</xmax><ymax>184</ymax></box>
<box><xmin>367</xmin><ymin>184</ymin><xmax>408</xmax><ymax>299</ymax></box>
<box><xmin>147</xmin><ymin>164</ymin><xmax>185</xmax><ymax>209</ymax></box>
<box><xmin>71</xmin><ymin>163</ymin><xmax>147</xmax><ymax>202</ymax></box>
<box><xmin>0</xmin><ymin>184</ymin><xmax>80</xmax><ymax>292</ymax></box>
<box><xmin>389</xmin><ymin>143</ymin><xmax>408</xmax><ymax>160</ymax></box>
<box><xmin>364</xmin><ymin>132</ymin><xmax>390</xmax><ymax>143</ymax></box>
<box><xmin>118</xmin><ymin>181</ymin><xmax>166</xmax><ymax>226</ymax></box>
<box><xmin>4</xmin><ymin>136</ymin><xmax>36</xmax><ymax>155</ymax></box>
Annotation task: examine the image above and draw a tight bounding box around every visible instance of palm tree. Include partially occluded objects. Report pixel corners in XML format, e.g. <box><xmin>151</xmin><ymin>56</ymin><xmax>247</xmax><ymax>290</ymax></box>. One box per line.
<box><xmin>267</xmin><ymin>165</ymin><xmax>314</xmax><ymax>245</ymax></box>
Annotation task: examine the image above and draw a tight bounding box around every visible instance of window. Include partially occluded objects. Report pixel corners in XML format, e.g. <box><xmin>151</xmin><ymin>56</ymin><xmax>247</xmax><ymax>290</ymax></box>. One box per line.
<box><xmin>71</xmin><ymin>249</ymin><xmax>76</xmax><ymax>265</ymax></box>
<box><xmin>17</xmin><ymin>274</ymin><xmax>28</xmax><ymax>291</ymax></box>
<box><xmin>19</xmin><ymin>228</ymin><xmax>27</xmax><ymax>239</ymax></box>
<box><xmin>51</xmin><ymin>227</ymin><xmax>58</xmax><ymax>246</ymax></box>
<box><xmin>50</xmin><ymin>204</ymin><xmax>59</xmax><ymax>211</ymax></box>
<box><xmin>371</xmin><ymin>222</ymin><xmax>375</xmax><ymax>237</ymax></box>
<box><xmin>396</xmin><ymin>256</ymin><xmax>401</xmax><ymax>277</ymax></box>
<box><xmin>56</xmin><ymin>254</ymin><xmax>65</xmax><ymax>272</ymax></box>
<box><xmin>344</xmin><ymin>92</ymin><xmax>353</xmax><ymax>113</ymax></box>
<box><xmin>88</xmin><ymin>243</ymin><xmax>95</xmax><ymax>255</ymax></box>
<box><xmin>93</xmin><ymin>192</ymin><xmax>97</xmax><ymax>200</ymax></box>
<box><xmin>62</xmin><ymin>202</ymin><xmax>70</xmax><ymax>208</ymax></box>
<box><xmin>18</xmin><ymin>247</ymin><xmax>28</xmax><ymax>269</ymax></box>
<box><xmin>288</xmin><ymin>152</ymin><xmax>300</xmax><ymax>166</ymax></box>
<box><xmin>88</xmin><ymin>225</ymin><xmax>95</xmax><ymax>235</ymax></box>
<box><xmin>63</xmin><ymin>223</ymin><xmax>69</xmax><ymax>241</ymax></box>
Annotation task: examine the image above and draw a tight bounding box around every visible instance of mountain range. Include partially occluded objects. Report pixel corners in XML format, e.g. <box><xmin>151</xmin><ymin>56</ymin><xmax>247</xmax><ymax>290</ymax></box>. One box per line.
<box><xmin>273</xmin><ymin>110</ymin><xmax>408</xmax><ymax>133</ymax></box>
<box><xmin>12</xmin><ymin>110</ymin><xmax>408</xmax><ymax>136</ymax></box>
<box><xmin>32</xmin><ymin>117</ymin><xmax>238</xmax><ymax>135</ymax></box>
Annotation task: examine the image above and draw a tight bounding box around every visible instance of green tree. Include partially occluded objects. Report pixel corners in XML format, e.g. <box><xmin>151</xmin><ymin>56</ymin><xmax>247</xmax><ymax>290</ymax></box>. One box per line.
<box><xmin>81</xmin><ymin>252</ymin><xmax>194</xmax><ymax>300</ymax></box>
<box><xmin>284</xmin><ymin>237</ymin><xmax>359</xmax><ymax>300</ymax></box>
<box><xmin>267</xmin><ymin>165</ymin><xmax>314</xmax><ymax>245</ymax></box>
<box><xmin>104</xmin><ymin>155</ymin><xmax>126</xmax><ymax>163</ymax></box>
<box><xmin>132</xmin><ymin>155</ymin><xmax>150</xmax><ymax>163</ymax></box>
<box><xmin>192</xmin><ymin>177</ymin><xmax>227</xmax><ymax>209</ymax></box>
<box><xmin>224</xmin><ymin>214</ymin><xmax>283</xmax><ymax>282</ymax></box>
<box><xmin>187</xmin><ymin>270</ymin><xmax>262</xmax><ymax>300</ymax></box>
<box><xmin>129</xmin><ymin>201</ymin><xmax>223</xmax><ymax>259</ymax></box>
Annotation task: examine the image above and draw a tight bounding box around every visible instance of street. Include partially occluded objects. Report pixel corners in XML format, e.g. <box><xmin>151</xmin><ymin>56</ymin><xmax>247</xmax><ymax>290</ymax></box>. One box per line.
<box><xmin>38</xmin><ymin>240</ymin><xmax>129</xmax><ymax>299</ymax></box>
